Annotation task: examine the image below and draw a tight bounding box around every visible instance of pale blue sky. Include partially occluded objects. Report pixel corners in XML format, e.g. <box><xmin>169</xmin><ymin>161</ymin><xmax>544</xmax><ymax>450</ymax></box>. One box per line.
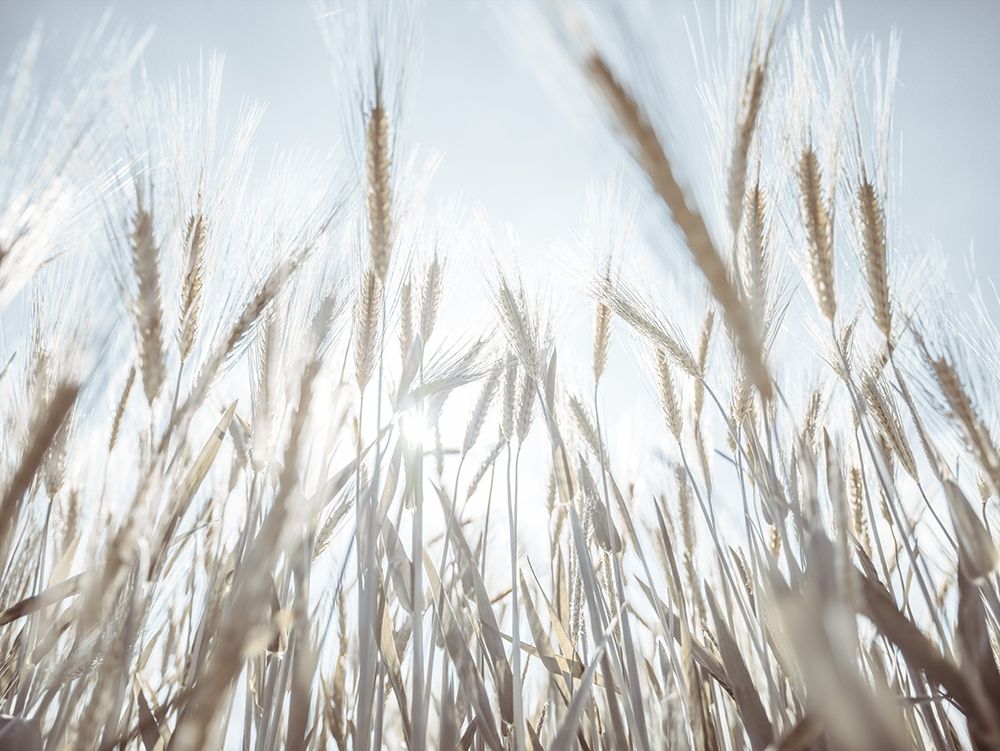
<box><xmin>2</xmin><ymin>0</ymin><xmax>998</xmax><ymax>291</ymax></box>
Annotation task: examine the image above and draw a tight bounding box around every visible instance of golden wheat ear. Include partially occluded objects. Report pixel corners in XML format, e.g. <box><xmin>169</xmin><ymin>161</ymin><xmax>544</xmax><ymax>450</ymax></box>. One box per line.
<box><xmin>367</xmin><ymin>89</ymin><xmax>393</xmax><ymax>283</ymax></box>
<box><xmin>798</xmin><ymin>145</ymin><xmax>836</xmax><ymax>322</ymax></box>
<box><xmin>592</xmin><ymin>260</ymin><xmax>613</xmax><ymax>385</ymax></box>
<box><xmin>354</xmin><ymin>266</ymin><xmax>382</xmax><ymax>392</ymax></box>
<box><xmin>178</xmin><ymin>210</ymin><xmax>208</xmax><ymax>362</ymax></box>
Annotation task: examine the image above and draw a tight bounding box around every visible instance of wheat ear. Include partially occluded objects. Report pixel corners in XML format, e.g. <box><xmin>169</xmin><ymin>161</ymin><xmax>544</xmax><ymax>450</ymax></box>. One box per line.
<box><xmin>355</xmin><ymin>266</ymin><xmax>382</xmax><ymax>391</ymax></box>
<box><xmin>798</xmin><ymin>146</ymin><xmax>836</xmax><ymax>321</ymax></box>
<box><xmin>129</xmin><ymin>192</ymin><xmax>166</xmax><ymax>404</ymax></box>
<box><xmin>593</xmin><ymin>261</ymin><xmax>613</xmax><ymax>384</ymax></box>
<box><xmin>856</xmin><ymin>178</ymin><xmax>891</xmax><ymax>340</ymax></box>
<box><xmin>179</xmin><ymin>211</ymin><xmax>208</xmax><ymax>360</ymax></box>
<box><xmin>367</xmin><ymin>87</ymin><xmax>392</xmax><ymax>282</ymax></box>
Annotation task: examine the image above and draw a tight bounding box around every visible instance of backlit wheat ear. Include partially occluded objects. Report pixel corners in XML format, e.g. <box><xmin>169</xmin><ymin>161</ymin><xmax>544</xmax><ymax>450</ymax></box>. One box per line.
<box><xmin>108</xmin><ymin>366</ymin><xmax>136</xmax><ymax>452</ymax></box>
<box><xmin>128</xmin><ymin>190</ymin><xmax>166</xmax><ymax>405</ymax></box>
<box><xmin>399</xmin><ymin>275</ymin><xmax>414</xmax><ymax>363</ymax></box>
<box><xmin>495</xmin><ymin>271</ymin><xmax>542</xmax><ymax>379</ymax></box>
<box><xmin>367</xmin><ymin>84</ymin><xmax>393</xmax><ymax>282</ymax></box>
<box><xmin>593</xmin><ymin>262</ymin><xmax>613</xmax><ymax>385</ymax></box>
<box><xmin>585</xmin><ymin>50</ymin><xmax>771</xmax><ymax>402</ymax></box>
<box><xmin>179</xmin><ymin>210</ymin><xmax>208</xmax><ymax>361</ymax></box>
<box><xmin>861</xmin><ymin>371</ymin><xmax>917</xmax><ymax>480</ymax></box>
<box><xmin>741</xmin><ymin>178</ymin><xmax>770</xmax><ymax>331</ymax></box>
<box><xmin>693</xmin><ymin>310</ymin><xmax>715</xmax><ymax>417</ymax></box>
<box><xmin>224</xmin><ymin>258</ymin><xmax>302</xmax><ymax>362</ymax></box>
<box><xmin>463</xmin><ymin>363</ymin><xmax>500</xmax><ymax>454</ymax></box>
<box><xmin>855</xmin><ymin>178</ymin><xmax>892</xmax><ymax>341</ymax></box>
<box><xmin>0</xmin><ymin>382</ymin><xmax>79</xmax><ymax>555</ymax></box>
<box><xmin>515</xmin><ymin>366</ymin><xmax>535</xmax><ymax>443</ymax></box>
<box><xmin>420</xmin><ymin>252</ymin><xmax>442</xmax><ymax>344</ymax></box>
<box><xmin>798</xmin><ymin>146</ymin><xmax>836</xmax><ymax>321</ymax></box>
<box><xmin>500</xmin><ymin>351</ymin><xmax>518</xmax><ymax>443</ymax></box>
<box><xmin>355</xmin><ymin>266</ymin><xmax>382</xmax><ymax>392</ymax></box>
<box><xmin>849</xmin><ymin>466</ymin><xmax>871</xmax><ymax>555</ymax></box>
<box><xmin>926</xmin><ymin>351</ymin><xmax>1000</xmax><ymax>497</ymax></box>
<box><xmin>655</xmin><ymin>347</ymin><xmax>683</xmax><ymax>441</ymax></box>
<box><xmin>731</xmin><ymin>361</ymin><xmax>753</xmax><ymax>428</ymax></box>
<box><xmin>802</xmin><ymin>390</ymin><xmax>822</xmax><ymax>449</ymax></box>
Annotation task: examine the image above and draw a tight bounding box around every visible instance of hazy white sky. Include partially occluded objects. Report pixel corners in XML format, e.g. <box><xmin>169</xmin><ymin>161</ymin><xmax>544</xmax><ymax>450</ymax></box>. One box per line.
<box><xmin>2</xmin><ymin>0</ymin><xmax>998</xmax><ymax>291</ymax></box>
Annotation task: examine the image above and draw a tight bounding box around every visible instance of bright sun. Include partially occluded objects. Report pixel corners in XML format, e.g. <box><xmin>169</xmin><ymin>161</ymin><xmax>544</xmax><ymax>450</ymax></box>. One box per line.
<box><xmin>398</xmin><ymin>410</ymin><xmax>438</xmax><ymax>449</ymax></box>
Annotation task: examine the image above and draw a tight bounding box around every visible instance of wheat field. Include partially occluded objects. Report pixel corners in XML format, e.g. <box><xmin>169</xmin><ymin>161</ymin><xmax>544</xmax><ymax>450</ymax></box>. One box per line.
<box><xmin>1</xmin><ymin>1</ymin><xmax>998</xmax><ymax>749</ymax></box>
